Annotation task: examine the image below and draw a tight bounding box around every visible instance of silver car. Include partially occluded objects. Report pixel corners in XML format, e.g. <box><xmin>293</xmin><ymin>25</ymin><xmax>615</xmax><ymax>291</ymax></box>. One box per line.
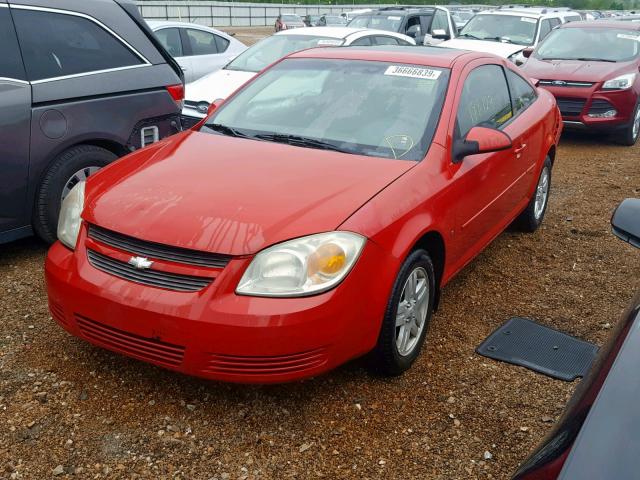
<box><xmin>149</xmin><ymin>21</ymin><xmax>247</xmax><ymax>83</ymax></box>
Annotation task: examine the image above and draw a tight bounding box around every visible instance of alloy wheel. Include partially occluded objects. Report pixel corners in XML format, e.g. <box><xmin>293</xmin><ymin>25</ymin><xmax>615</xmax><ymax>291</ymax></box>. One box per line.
<box><xmin>395</xmin><ymin>266</ymin><xmax>430</xmax><ymax>357</ymax></box>
<box><xmin>534</xmin><ymin>166</ymin><xmax>550</xmax><ymax>220</ymax></box>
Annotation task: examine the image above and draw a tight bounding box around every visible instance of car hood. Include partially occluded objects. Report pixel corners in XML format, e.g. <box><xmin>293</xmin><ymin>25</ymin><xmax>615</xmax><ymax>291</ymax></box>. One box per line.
<box><xmin>522</xmin><ymin>57</ymin><xmax>636</xmax><ymax>83</ymax></box>
<box><xmin>440</xmin><ymin>38</ymin><xmax>525</xmax><ymax>58</ymax></box>
<box><xmin>185</xmin><ymin>69</ymin><xmax>256</xmax><ymax>103</ymax></box>
<box><xmin>84</xmin><ymin>131</ymin><xmax>414</xmax><ymax>256</ymax></box>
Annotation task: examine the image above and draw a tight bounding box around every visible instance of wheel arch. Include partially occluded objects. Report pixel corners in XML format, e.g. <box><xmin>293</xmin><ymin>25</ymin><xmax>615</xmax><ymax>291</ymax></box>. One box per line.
<box><xmin>405</xmin><ymin>228</ymin><xmax>446</xmax><ymax>311</ymax></box>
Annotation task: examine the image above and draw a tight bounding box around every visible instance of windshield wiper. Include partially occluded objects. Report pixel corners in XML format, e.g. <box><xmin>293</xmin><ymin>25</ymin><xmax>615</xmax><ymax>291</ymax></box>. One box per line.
<box><xmin>253</xmin><ymin>133</ymin><xmax>351</xmax><ymax>153</ymax></box>
<box><xmin>481</xmin><ymin>36</ymin><xmax>515</xmax><ymax>44</ymax></box>
<box><xmin>575</xmin><ymin>57</ymin><xmax>617</xmax><ymax>63</ymax></box>
<box><xmin>203</xmin><ymin>123</ymin><xmax>252</xmax><ymax>138</ymax></box>
<box><xmin>458</xmin><ymin>33</ymin><xmax>483</xmax><ymax>40</ymax></box>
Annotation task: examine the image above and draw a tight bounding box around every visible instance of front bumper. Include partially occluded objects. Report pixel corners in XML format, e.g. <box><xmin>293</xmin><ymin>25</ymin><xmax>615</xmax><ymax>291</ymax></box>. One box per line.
<box><xmin>540</xmin><ymin>85</ymin><xmax>637</xmax><ymax>132</ymax></box>
<box><xmin>45</xmin><ymin>226</ymin><xmax>394</xmax><ymax>383</ymax></box>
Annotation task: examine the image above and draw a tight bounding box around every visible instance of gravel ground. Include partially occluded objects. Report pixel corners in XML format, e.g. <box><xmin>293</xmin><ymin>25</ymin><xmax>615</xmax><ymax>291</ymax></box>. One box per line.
<box><xmin>0</xmin><ymin>29</ymin><xmax>639</xmax><ymax>479</ymax></box>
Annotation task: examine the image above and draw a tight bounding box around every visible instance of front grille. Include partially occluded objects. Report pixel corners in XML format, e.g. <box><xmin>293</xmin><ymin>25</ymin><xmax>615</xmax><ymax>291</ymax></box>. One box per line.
<box><xmin>88</xmin><ymin>225</ymin><xmax>231</xmax><ymax>269</ymax></box>
<box><xmin>87</xmin><ymin>249</ymin><xmax>212</xmax><ymax>292</ymax></box>
<box><xmin>556</xmin><ymin>98</ymin><xmax>586</xmax><ymax>117</ymax></box>
<box><xmin>539</xmin><ymin>80</ymin><xmax>594</xmax><ymax>88</ymax></box>
<box><xmin>181</xmin><ymin>114</ymin><xmax>201</xmax><ymax>130</ymax></box>
<box><xmin>76</xmin><ymin>315</ymin><xmax>185</xmax><ymax>367</ymax></box>
<box><xmin>588</xmin><ymin>99</ymin><xmax>615</xmax><ymax>115</ymax></box>
<box><xmin>202</xmin><ymin>348</ymin><xmax>328</xmax><ymax>376</ymax></box>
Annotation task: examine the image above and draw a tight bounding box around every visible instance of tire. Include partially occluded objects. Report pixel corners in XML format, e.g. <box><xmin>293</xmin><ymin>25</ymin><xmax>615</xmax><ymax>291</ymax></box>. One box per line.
<box><xmin>514</xmin><ymin>156</ymin><xmax>552</xmax><ymax>233</ymax></box>
<box><xmin>369</xmin><ymin>249</ymin><xmax>436</xmax><ymax>377</ymax></box>
<box><xmin>33</xmin><ymin>145</ymin><xmax>117</xmax><ymax>243</ymax></box>
<box><xmin>617</xmin><ymin>101</ymin><xmax>640</xmax><ymax>146</ymax></box>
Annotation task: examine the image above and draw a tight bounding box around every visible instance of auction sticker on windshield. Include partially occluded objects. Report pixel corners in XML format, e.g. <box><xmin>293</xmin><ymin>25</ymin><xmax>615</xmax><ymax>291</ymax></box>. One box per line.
<box><xmin>317</xmin><ymin>39</ymin><xmax>343</xmax><ymax>45</ymax></box>
<box><xmin>384</xmin><ymin>65</ymin><xmax>441</xmax><ymax>80</ymax></box>
<box><xmin>521</xmin><ymin>17</ymin><xmax>537</xmax><ymax>23</ymax></box>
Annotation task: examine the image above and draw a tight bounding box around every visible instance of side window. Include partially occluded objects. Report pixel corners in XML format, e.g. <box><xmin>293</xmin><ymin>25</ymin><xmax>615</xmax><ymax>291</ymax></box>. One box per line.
<box><xmin>349</xmin><ymin>36</ymin><xmax>373</xmax><ymax>46</ymax></box>
<box><xmin>405</xmin><ymin>16</ymin><xmax>421</xmax><ymax>36</ymax></box>
<box><xmin>431</xmin><ymin>10</ymin><xmax>449</xmax><ymax>35</ymax></box>
<box><xmin>0</xmin><ymin>8</ymin><xmax>26</xmax><ymax>80</ymax></box>
<box><xmin>215</xmin><ymin>35</ymin><xmax>230</xmax><ymax>53</ymax></box>
<box><xmin>538</xmin><ymin>19</ymin><xmax>552</xmax><ymax>41</ymax></box>
<box><xmin>456</xmin><ymin>65</ymin><xmax>513</xmax><ymax>137</ymax></box>
<box><xmin>374</xmin><ymin>36</ymin><xmax>399</xmax><ymax>45</ymax></box>
<box><xmin>12</xmin><ymin>9</ymin><xmax>143</xmax><ymax>82</ymax></box>
<box><xmin>565</xmin><ymin>15</ymin><xmax>581</xmax><ymax>23</ymax></box>
<box><xmin>506</xmin><ymin>69</ymin><xmax>537</xmax><ymax>116</ymax></box>
<box><xmin>186</xmin><ymin>29</ymin><xmax>219</xmax><ymax>56</ymax></box>
<box><xmin>155</xmin><ymin>28</ymin><xmax>183</xmax><ymax>57</ymax></box>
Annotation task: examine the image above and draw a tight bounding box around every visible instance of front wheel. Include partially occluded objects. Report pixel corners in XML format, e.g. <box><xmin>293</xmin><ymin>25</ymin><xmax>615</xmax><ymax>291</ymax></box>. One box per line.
<box><xmin>369</xmin><ymin>249</ymin><xmax>435</xmax><ymax>376</ymax></box>
<box><xmin>617</xmin><ymin>101</ymin><xmax>640</xmax><ymax>146</ymax></box>
<box><xmin>514</xmin><ymin>157</ymin><xmax>552</xmax><ymax>233</ymax></box>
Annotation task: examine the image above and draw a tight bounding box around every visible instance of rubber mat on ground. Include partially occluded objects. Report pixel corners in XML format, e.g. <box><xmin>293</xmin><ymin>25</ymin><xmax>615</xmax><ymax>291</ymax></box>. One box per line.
<box><xmin>476</xmin><ymin>317</ymin><xmax>598</xmax><ymax>381</ymax></box>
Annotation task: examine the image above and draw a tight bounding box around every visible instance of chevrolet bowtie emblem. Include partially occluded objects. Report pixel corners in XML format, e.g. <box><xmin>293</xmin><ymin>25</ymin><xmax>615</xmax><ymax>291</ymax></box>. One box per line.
<box><xmin>128</xmin><ymin>256</ymin><xmax>154</xmax><ymax>270</ymax></box>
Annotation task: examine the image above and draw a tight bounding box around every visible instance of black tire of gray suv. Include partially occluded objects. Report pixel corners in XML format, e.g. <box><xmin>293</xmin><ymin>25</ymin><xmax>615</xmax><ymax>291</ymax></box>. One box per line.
<box><xmin>33</xmin><ymin>145</ymin><xmax>116</xmax><ymax>244</ymax></box>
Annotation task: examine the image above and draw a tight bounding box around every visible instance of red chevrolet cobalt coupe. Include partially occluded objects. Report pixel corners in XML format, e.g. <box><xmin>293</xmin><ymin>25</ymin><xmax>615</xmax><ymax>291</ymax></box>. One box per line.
<box><xmin>522</xmin><ymin>21</ymin><xmax>640</xmax><ymax>145</ymax></box>
<box><xmin>46</xmin><ymin>47</ymin><xmax>561</xmax><ymax>384</ymax></box>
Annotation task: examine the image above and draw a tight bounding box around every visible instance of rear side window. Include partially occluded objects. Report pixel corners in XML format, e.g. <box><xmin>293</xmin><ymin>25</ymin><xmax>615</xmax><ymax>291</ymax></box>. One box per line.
<box><xmin>186</xmin><ymin>29</ymin><xmax>219</xmax><ymax>55</ymax></box>
<box><xmin>155</xmin><ymin>28</ymin><xmax>183</xmax><ymax>57</ymax></box>
<box><xmin>0</xmin><ymin>8</ymin><xmax>26</xmax><ymax>80</ymax></box>
<box><xmin>349</xmin><ymin>36</ymin><xmax>372</xmax><ymax>46</ymax></box>
<box><xmin>507</xmin><ymin>69</ymin><xmax>537</xmax><ymax>115</ymax></box>
<box><xmin>215</xmin><ymin>35</ymin><xmax>230</xmax><ymax>53</ymax></box>
<box><xmin>375</xmin><ymin>36</ymin><xmax>399</xmax><ymax>45</ymax></box>
<box><xmin>12</xmin><ymin>9</ymin><xmax>144</xmax><ymax>81</ymax></box>
<box><xmin>457</xmin><ymin>65</ymin><xmax>513</xmax><ymax>137</ymax></box>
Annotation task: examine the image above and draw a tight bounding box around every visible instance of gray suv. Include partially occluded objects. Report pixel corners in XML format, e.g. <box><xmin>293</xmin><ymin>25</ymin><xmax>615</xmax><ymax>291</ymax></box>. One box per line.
<box><xmin>0</xmin><ymin>0</ymin><xmax>184</xmax><ymax>244</ymax></box>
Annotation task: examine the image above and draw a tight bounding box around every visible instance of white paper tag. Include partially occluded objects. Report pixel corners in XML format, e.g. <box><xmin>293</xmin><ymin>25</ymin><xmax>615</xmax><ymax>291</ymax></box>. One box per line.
<box><xmin>317</xmin><ymin>39</ymin><xmax>343</xmax><ymax>46</ymax></box>
<box><xmin>521</xmin><ymin>17</ymin><xmax>537</xmax><ymax>23</ymax></box>
<box><xmin>617</xmin><ymin>33</ymin><xmax>640</xmax><ymax>41</ymax></box>
<box><xmin>387</xmin><ymin>16</ymin><xmax>402</xmax><ymax>20</ymax></box>
<box><xmin>384</xmin><ymin>65</ymin><xmax>441</xmax><ymax>80</ymax></box>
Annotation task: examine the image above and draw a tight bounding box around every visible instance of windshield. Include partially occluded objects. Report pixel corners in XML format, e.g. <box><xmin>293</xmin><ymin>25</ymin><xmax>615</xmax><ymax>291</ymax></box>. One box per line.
<box><xmin>348</xmin><ymin>14</ymin><xmax>404</xmax><ymax>32</ymax></box>
<box><xmin>460</xmin><ymin>14</ymin><xmax>538</xmax><ymax>45</ymax></box>
<box><xmin>282</xmin><ymin>15</ymin><xmax>301</xmax><ymax>23</ymax></box>
<box><xmin>203</xmin><ymin>58</ymin><xmax>450</xmax><ymax>161</ymax></box>
<box><xmin>225</xmin><ymin>35</ymin><xmax>343</xmax><ymax>73</ymax></box>
<box><xmin>536</xmin><ymin>28</ymin><xmax>640</xmax><ymax>62</ymax></box>
<box><xmin>325</xmin><ymin>16</ymin><xmax>347</xmax><ymax>25</ymax></box>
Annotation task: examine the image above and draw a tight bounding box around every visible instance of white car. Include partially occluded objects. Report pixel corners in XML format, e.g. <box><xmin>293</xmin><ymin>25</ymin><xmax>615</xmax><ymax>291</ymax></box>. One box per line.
<box><xmin>149</xmin><ymin>21</ymin><xmax>247</xmax><ymax>83</ymax></box>
<box><xmin>438</xmin><ymin>7</ymin><xmax>582</xmax><ymax>65</ymax></box>
<box><xmin>181</xmin><ymin>27</ymin><xmax>415</xmax><ymax>126</ymax></box>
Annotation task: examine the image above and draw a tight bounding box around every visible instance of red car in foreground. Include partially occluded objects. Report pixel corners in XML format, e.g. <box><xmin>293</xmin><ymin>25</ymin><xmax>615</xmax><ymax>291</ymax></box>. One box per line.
<box><xmin>522</xmin><ymin>21</ymin><xmax>640</xmax><ymax>145</ymax></box>
<box><xmin>46</xmin><ymin>47</ymin><xmax>561</xmax><ymax>383</ymax></box>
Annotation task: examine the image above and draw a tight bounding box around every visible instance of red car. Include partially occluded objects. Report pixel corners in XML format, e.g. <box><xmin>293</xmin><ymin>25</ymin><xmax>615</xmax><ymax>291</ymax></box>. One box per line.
<box><xmin>46</xmin><ymin>47</ymin><xmax>561</xmax><ymax>384</ymax></box>
<box><xmin>521</xmin><ymin>21</ymin><xmax>640</xmax><ymax>145</ymax></box>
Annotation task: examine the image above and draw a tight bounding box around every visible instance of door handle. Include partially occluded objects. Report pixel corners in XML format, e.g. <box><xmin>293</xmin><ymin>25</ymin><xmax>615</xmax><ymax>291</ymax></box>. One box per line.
<box><xmin>514</xmin><ymin>144</ymin><xmax>527</xmax><ymax>154</ymax></box>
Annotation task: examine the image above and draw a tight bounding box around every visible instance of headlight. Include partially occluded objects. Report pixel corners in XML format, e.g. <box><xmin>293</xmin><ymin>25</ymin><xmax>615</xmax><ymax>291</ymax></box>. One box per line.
<box><xmin>236</xmin><ymin>232</ymin><xmax>366</xmax><ymax>297</ymax></box>
<box><xmin>57</xmin><ymin>181</ymin><xmax>85</xmax><ymax>250</ymax></box>
<box><xmin>602</xmin><ymin>73</ymin><xmax>636</xmax><ymax>90</ymax></box>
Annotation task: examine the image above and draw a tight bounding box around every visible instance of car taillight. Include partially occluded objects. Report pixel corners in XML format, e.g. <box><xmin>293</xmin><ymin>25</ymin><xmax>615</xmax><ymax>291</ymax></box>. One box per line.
<box><xmin>166</xmin><ymin>84</ymin><xmax>184</xmax><ymax>110</ymax></box>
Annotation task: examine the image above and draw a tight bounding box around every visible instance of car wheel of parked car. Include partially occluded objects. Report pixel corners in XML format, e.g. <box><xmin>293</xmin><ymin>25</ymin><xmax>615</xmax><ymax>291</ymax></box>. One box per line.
<box><xmin>514</xmin><ymin>157</ymin><xmax>552</xmax><ymax>233</ymax></box>
<box><xmin>33</xmin><ymin>145</ymin><xmax>116</xmax><ymax>243</ymax></box>
<box><xmin>370</xmin><ymin>249</ymin><xmax>435</xmax><ymax>376</ymax></box>
<box><xmin>618</xmin><ymin>102</ymin><xmax>640</xmax><ymax>146</ymax></box>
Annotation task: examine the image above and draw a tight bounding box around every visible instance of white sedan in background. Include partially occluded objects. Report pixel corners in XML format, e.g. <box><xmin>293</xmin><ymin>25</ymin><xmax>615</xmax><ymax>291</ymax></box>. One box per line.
<box><xmin>181</xmin><ymin>27</ymin><xmax>415</xmax><ymax>127</ymax></box>
<box><xmin>149</xmin><ymin>21</ymin><xmax>247</xmax><ymax>83</ymax></box>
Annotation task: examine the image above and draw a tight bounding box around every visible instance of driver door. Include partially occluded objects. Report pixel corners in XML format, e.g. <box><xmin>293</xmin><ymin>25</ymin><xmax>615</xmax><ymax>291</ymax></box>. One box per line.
<box><xmin>448</xmin><ymin>62</ymin><xmax>517</xmax><ymax>267</ymax></box>
<box><xmin>0</xmin><ymin>5</ymin><xmax>31</xmax><ymax>236</ymax></box>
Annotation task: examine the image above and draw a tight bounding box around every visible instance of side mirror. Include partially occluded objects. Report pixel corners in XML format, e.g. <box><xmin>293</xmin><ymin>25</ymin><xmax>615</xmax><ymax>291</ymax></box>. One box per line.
<box><xmin>453</xmin><ymin>126</ymin><xmax>512</xmax><ymax>163</ymax></box>
<box><xmin>611</xmin><ymin>198</ymin><xmax>640</xmax><ymax>248</ymax></box>
<box><xmin>207</xmin><ymin>98</ymin><xmax>225</xmax><ymax>116</ymax></box>
<box><xmin>431</xmin><ymin>28</ymin><xmax>450</xmax><ymax>40</ymax></box>
<box><xmin>522</xmin><ymin>47</ymin><xmax>534</xmax><ymax>58</ymax></box>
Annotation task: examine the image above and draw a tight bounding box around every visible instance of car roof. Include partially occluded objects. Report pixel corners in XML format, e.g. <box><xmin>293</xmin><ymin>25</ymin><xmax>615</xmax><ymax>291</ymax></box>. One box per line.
<box><xmin>476</xmin><ymin>10</ymin><xmax>543</xmax><ymax>18</ymax></box>
<box><xmin>277</xmin><ymin>26</ymin><xmax>372</xmax><ymax>39</ymax></box>
<box><xmin>562</xmin><ymin>19</ymin><xmax>640</xmax><ymax>30</ymax></box>
<box><xmin>365</xmin><ymin>7</ymin><xmax>437</xmax><ymax>16</ymax></box>
<box><xmin>147</xmin><ymin>20</ymin><xmax>228</xmax><ymax>34</ymax></box>
<box><xmin>288</xmin><ymin>45</ymin><xmax>475</xmax><ymax>68</ymax></box>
